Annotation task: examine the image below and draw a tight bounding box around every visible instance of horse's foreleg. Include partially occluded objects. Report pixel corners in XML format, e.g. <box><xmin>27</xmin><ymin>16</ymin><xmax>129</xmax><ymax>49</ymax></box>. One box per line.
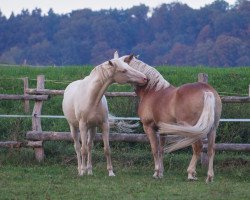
<box><xmin>79</xmin><ymin>121</ymin><xmax>88</xmax><ymax>175</ymax></box>
<box><xmin>143</xmin><ymin>125</ymin><xmax>161</xmax><ymax>178</ymax></box>
<box><xmin>70</xmin><ymin>124</ymin><xmax>82</xmax><ymax>175</ymax></box>
<box><xmin>87</xmin><ymin>127</ymin><xmax>96</xmax><ymax>175</ymax></box>
<box><xmin>187</xmin><ymin>139</ymin><xmax>202</xmax><ymax>181</ymax></box>
<box><xmin>206</xmin><ymin>129</ymin><xmax>216</xmax><ymax>183</ymax></box>
<box><xmin>102</xmin><ymin>122</ymin><xmax>115</xmax><ymax>176</ymax></box>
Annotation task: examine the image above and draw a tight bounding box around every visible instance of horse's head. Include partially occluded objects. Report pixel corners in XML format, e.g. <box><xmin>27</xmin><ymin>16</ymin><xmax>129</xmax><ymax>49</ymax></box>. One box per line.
<box><xmin>118</xmin><ymin>54</ymin><xmax>137</xmax><ymax>65</ymax></box>
<box><xmin>116</xmin><ymin>52</ymin><xmax>170</xmax><ymax>91</ymax></box>
<box><xmin>107</xmin><ymin>58</ymin><xmax>148</xmax><ymax>85</ymax></box>
<box><xmin>114</xmin><ymin>53</ymin><xmax>145</xmax><ymax>87</ymax></box>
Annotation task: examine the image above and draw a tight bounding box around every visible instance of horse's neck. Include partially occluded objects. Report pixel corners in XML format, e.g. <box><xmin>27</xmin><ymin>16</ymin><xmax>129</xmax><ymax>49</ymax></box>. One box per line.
<box><xmin>86</xmin><ymin>74</ymin><xmax>112</xmax><ymax>107</ymax></box>
<box><xmin>135</xmin><ymin>84</ymin><xmax>175</xmax><ymax>98</ymax></box>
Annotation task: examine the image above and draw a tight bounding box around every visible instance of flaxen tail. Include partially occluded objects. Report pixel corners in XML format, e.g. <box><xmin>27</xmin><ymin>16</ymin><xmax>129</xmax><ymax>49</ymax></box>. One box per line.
<box><xmin>158</xmin><ymin>91</ymin><xmax>215</xmax><ymax>152</ymax></box>
<box><xmin>108</xmin><ymin>114</ymin><xmax>139</xmax><ymax>133</ymax></box>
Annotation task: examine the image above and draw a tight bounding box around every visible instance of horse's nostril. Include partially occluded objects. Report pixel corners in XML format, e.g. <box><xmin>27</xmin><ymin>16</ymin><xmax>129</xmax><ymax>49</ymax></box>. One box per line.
<box><xmin>144</xmin><ymin>77</ymin><xmax>148</xmax><ymax>82</ymax></box>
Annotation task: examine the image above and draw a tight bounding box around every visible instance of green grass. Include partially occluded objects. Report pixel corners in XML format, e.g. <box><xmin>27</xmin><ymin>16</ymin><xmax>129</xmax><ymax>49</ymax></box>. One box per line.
<box><xmin>0</xmin><ymin>147</ymin><xmax>249</xmax><ymax>200</ymax></box>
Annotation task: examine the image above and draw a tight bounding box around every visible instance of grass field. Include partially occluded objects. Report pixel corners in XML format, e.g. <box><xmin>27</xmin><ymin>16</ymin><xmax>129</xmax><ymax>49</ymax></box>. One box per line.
<box><xmin>0</xmin><ymin>65</ymin><xmax>249</xmax><ymax>199</ymax></box>
<box><xmin>1</xmin><ymin>146</ymin><xmax>250</xmax><ymax>200</ymax></box>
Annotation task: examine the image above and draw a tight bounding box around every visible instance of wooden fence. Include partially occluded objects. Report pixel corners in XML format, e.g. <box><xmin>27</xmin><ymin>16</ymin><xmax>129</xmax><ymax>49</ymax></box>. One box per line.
<box><xmin>0</xmin><ymin>74</ymin><xmax>250</xmax><ymax>164</ymax></box>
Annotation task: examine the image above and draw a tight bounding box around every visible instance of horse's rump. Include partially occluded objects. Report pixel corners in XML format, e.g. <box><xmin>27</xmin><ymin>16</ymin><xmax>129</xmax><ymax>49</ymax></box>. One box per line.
<box><xmin>158</xmin><ymin>91</ymin><xmax>216</xmax><ymax>152</ymax></box>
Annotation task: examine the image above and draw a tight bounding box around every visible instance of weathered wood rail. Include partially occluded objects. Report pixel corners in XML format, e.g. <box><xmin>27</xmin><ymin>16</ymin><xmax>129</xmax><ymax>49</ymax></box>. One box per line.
<box><xmin>25</xmin><ymin>89</ymin><xmax>250</xmax><ymax>102</ymax></box>
<box><xmin>0</xmin><ymin>141</ymin><xmax>42</xmax><ymax>148</ymax></box>
<box><xmin>25</xmin><ymin>131</ymin><xmax>250</xmax><ymax>152</ymax></box>
<box><xmin>0</xmin><ymin>94</ymin><xmax>48</xmax><ymax>100</ymax></box>
<box><xmin>0</xmin><ymin>74</ymin><xmax>250</xmax><ymax>164</ymax></box>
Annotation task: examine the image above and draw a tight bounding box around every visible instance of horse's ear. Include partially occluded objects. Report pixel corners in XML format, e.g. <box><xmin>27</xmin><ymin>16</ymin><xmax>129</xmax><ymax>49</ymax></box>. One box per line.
<box><xmin>108</xmin><ymin>60</ymin><xmax>114</xmax><ymax>66</ymax></box>
<box><xmin>124</xmin><ymin>54</ymin><xmax>134</xmax><ymax>64</ymax></box>
<box><xmin>114</xmin><ymin>51</ymin><xmax>119</xmax><ymax>59</ymax></box>
<box><xmin>135</xmin><ymin>55</ymin><xmax>140</xmax><ymax>59</ymax></box>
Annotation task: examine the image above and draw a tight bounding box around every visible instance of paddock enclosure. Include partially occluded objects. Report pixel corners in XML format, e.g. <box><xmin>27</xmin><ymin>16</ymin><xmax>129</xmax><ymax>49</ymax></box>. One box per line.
<box><xmin>0</xmin><ymin>69</ymin><xmax>250</xmax><ymax>165</ymax></box>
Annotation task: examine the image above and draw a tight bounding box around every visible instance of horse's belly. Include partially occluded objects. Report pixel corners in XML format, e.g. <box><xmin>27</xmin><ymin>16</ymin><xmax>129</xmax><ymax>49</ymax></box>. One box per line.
<box><xmin>86</xmin><ymin>112</ymin><xmax>105</xmax><ymax>127</ymax></box>
<box><xmin>138</xmin><ymin>98</ymin><xmax>175</xmax><ymax>126</ymax></box>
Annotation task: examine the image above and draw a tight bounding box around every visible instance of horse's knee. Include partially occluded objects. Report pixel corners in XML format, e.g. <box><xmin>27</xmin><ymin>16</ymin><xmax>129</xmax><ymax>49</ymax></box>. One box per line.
<box><xmin>207</xmin><ymin>147</ymin><xmax>215</xmax><ymax>157</ymax></box>
<box><xmin>81</xmin><ymin>146</ymin><xmax>87</xmax><ymax>156</ymax></box>
<box><xmin>104</xmin><ymin>146</ymin><xmax>111</xmax><ymax>156</ymax></box>
<box><xmin>73</xmin><ymin>140</ymin><xmax>80</xmax><ymax>150</ymax></box>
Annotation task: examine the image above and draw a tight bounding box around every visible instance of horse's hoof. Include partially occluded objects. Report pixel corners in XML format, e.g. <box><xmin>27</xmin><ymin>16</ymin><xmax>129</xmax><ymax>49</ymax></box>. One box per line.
<box><xmin>188</xmin><ymin>177</ymin><xmax>198</xmax><ymax>181</ymax></box>
<box><xmin>188</xmin><ymin>174</ymin><xmax>198</xmax><ymax>181</ymax></box>
<box><xmin>206</xmin><ymin>176</ymin><xmax>213</xmax><ymax>183</ymax></box>
<box><xmin>153</xmin><ymin>172</ymin><xmax>158</xmax><ymax>179</ymax></box>
<box><xmin>158</xmin><ymin>173</ymin><xmax>164</xmax><ymax>179</ymax></box>
<box><xmin>79</xmin><ymin>168</ymin><xmax>87</xmax><ymax>176</ymax></box>
<box><xmin>108</xmin><ymin>171</ymin><xmax>115</xmax><ymax>177</ymax></box>
<box><xmin>87</xmin><ymin>170</ymin><xmax>93</xmax><ymax>176</ymax></box>
<box><xmin>78</xmin><ymin>171</ymin><xmax>84</xmax><ymax>176</ymax></box>
<box><xmin>153</xmin><ymin>172</ymin><xmax>163</xmax><ymax>179</ymax></box>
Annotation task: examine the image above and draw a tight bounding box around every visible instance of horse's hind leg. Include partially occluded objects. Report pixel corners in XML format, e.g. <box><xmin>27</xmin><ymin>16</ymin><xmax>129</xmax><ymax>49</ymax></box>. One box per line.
<box><xmin>187</xmin><ymin>139</ymin><xmax>202</xmax><ymax>181</ymax></box>
<box><xmin>159</xmin><ymin>136</ymin><xmax>166</xmax><ymax>177</ymax></box>
<box><xmin>70</xmin><ymin>124</ymin><xmax>82</xmax><ymax>175</ymax></box>
<box><xmin>206</xmin><ymin>129</ymin><xmax>216</xmax><ymax>183</ymax></box>
<box><xmin>87</xmin><ymin>127</ymin><xmax>96</xmax><ymax>175</ymax></box>
<box><xmin>102</xmin><ymin>121</ymin><xmax>115</xmax><ymax>176</ymax></box>
<box><xmin>143</xmin><ymin>124</ymin><xmax>161</xmax><ymax>178</ymax></box>
<box><xmin>79</xmin><ymin>120</ymin><xmax>88</xmax><ymax>175</ymax></box>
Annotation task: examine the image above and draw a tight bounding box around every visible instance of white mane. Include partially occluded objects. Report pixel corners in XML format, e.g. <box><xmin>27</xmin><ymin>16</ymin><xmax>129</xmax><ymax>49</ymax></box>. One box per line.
<box><xmin>129</xmin><ymin>58</ymin><xmax>170</xmax><ymax>91</ymax></box>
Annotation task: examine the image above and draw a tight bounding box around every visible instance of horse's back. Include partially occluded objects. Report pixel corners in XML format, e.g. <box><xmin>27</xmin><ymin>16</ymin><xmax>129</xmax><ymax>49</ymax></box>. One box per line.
<box><xmin>139</xmin><ymin>82</ymin><xmax>221</xmax><ymax>127</ymax></box>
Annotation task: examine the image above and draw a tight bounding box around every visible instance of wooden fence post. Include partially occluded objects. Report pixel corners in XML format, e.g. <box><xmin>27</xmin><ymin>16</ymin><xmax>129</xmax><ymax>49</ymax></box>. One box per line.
<box><xmin>23</xmin><ymin>77</ymin><xmax>30</xmax><ymax>113</ymax></box>
<box><xmin>198</xmin><ymin>73</ymin><xmax>209</xmax><ymax>167</ymax></box>
<box><xmin>32</xmin><ymin>75</ymin><xmax>45</xmax><ymax>162</ymax></box>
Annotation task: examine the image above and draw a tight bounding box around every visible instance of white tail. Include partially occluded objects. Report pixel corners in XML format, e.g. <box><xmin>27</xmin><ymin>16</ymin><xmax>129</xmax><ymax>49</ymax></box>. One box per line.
<box><xmin>108</xmin><ymin>114</ymin><xmax>139</xmax><ymax>133</ymax></box>
<box><xmin>158</xmin><ymin>92</ymin><xmax>215</xmax><ymax>152</ymax></box>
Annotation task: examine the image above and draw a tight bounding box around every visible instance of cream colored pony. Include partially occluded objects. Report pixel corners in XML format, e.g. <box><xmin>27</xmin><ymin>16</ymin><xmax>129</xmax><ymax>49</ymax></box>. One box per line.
<box><xmin>62</xmin><ymin>58</ymin><xmax>147</xmax><ymax>176</ymax></box>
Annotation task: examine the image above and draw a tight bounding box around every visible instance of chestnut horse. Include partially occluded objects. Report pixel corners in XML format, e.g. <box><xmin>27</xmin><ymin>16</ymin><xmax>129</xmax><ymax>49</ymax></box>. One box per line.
<box><xmin>118</xmin><ymin>53</ymin><xmax>222</xmax><ymax>183</ymax></box>
<box><xmin>62</xmin><ymin>58</ymin><xmax>147</xmax><ymax>176</ymax></box>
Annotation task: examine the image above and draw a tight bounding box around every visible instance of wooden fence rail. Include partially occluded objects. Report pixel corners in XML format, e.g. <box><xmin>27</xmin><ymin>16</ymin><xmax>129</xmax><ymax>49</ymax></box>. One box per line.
<box><xmin>0</xmin><ymin>94</ymin><xmax>48</xmax><ymax>101</ymax></box>
<box><xmin>25</xmin><ymin>131</ymin><xmax>250</xmax><ymax>152</ymax></box>
<box><xmin>0</xmin><ymin>73</ymin><xmax>249</xmax><ymax>164</ymax></box>
<box><xmin>25</xmin><ymin>89</ymin><xmax>250</xmax><ymax>102</ymax></box>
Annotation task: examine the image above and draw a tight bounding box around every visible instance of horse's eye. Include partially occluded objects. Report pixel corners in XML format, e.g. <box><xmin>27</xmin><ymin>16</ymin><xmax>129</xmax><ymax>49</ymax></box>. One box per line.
<box><xmin>122</xmin><ymin>69</ymin><xmax>127</xmax><ymax>73</ymax></box>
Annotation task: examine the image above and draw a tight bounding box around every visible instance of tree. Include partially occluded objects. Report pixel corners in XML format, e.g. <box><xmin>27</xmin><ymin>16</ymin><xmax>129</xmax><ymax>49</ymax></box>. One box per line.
<box><xmin>0</xmin><ymin>1</ymin><xmax>249</xmax><ymax>67</ymax></box>
<box><xmin>212</xmin><ymin>35</ymin><xmax>243</xmax><ymax>66</ymax></box>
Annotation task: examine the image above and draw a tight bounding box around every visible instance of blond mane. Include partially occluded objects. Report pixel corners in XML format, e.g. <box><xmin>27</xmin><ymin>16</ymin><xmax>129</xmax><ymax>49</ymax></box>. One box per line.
<box><xmin>90</xmin><ymin>62</ymin><xmax>114</xmax><ymax>84</ymax></box>
<box><xmin>129</xmin><ymin>58</ymin><xmax>170</xmax><ymax>91</ymax></box>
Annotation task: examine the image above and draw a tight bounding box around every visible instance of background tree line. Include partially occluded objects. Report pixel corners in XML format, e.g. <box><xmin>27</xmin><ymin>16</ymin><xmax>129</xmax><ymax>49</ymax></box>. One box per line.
<box><xmin>0</xmin><ymin>0</ymin><xmax>249</xmax><ymax>67</ymax></box>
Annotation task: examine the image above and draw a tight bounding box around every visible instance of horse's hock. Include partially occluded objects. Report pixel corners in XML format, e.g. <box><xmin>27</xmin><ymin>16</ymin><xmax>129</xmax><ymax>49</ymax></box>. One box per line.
<box><xmin>0</xmin><ymin>74</ymin><xmax>250</xmax><ymax>163</ymax></box>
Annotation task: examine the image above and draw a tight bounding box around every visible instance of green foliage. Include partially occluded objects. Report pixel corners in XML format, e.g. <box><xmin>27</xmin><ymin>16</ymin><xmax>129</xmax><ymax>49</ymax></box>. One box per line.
<box><xmin>0</xmin><ymin>1</ymin><xmax>249</xmax><ymax>66</ymax></box>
